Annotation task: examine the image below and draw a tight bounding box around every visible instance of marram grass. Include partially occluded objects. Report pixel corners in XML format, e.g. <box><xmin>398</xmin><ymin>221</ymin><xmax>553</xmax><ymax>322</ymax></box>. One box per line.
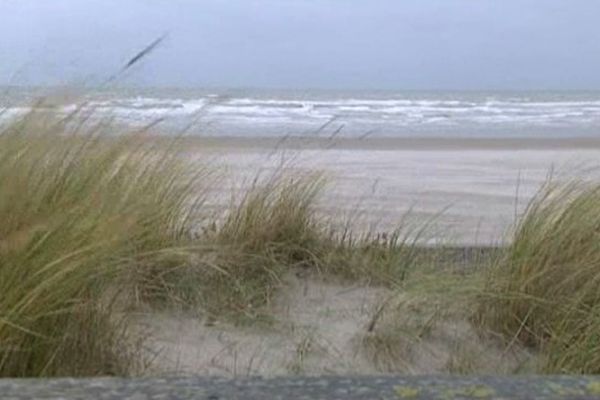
<box><xmin>0</xmin><ymin>110</ymin><xmax>204</xmax><ymax>376</ymax></box>
<box><xmin>11</xmin><ymin>102</ymin><xmax>600</xmax><ymax>376</ymax></box>
<box><xmin>160</xmin><ymin>170</ymin><xmax>426</xmax><ymax>322</ymax></box>
<box><xmin>0</xmin><ymin>107</ymin><xmax>422</xmax><ymax>374</ymax></box>
<box><xmin>477</xmin><ymin>181</ymin><xmax>600</xmax><ymax>373</ymax></box>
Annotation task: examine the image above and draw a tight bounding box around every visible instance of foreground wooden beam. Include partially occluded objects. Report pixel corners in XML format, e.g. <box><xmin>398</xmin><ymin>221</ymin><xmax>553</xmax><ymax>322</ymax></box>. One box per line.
<box><xmin>1</xmin><ymin>376</ymin><xmax>600</xmax><ymax>399</ymax></box>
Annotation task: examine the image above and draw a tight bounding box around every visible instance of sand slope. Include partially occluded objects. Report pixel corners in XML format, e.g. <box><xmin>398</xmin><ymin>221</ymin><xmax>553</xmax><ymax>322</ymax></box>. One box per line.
<box><xmin>134</xmin><ymin>271</ymin><xmax>533</xmax><ymax>376</ymax></box>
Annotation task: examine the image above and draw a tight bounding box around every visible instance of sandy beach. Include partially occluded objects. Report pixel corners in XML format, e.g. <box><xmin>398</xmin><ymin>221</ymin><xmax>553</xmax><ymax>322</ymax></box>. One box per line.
<box><xmin>127</xmin><ymin>136</ymin><xmax>596</xmax><ymax>377</ymax></box>
<box><xmin>6</xmin><ymin>0</ymin><xmax>600</xmax><ymax>383</ymax></box>
<box><xmin>184</xmin><ymin>136</ymin><xmax>600</xmax><ymax>245</ymax></box>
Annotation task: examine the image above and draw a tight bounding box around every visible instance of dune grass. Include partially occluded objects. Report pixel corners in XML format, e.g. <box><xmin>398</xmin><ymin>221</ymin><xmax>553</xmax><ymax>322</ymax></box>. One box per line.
<box><xmin>9</xmin><ymin>99</ymin><xmax>600</xmax><ymax>377</ymax></box>
<box><xmin>202</xmin><ymin>173</ymin><xmax>326</xmax><ymax>318</ymax></box>
<box><xmin>156</xmin><ymin>171</ymin><xmax>425</xmax><ymax>323</ymax></box>
<box><xmin>0</xmin><ymin>106</ymin><xmax>424</xmax><ymax>375</ymax></box>
<box><xmin>321</xmin><ymin>224</ymin><xmax>432</xmax><ymax>287</ymax></box>
<box><xmin>147</xmin><ymin>172</ymin><xmax>328</xmax><ymax>321</ymax></box>
<box><xmin>477</xmin><ymin>181</ymin><xmax>600</xmax><ymax>373</ymax></box>
<box><xmin>0</xmin><ymin>110</ymin><xmax>205</xmax><ymax>376</ymax></box>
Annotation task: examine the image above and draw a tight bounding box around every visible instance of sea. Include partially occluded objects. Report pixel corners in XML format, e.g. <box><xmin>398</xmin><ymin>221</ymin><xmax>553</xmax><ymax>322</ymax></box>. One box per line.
<box><xmin>2</xmin><ymin>87</ymin><xmax>600</xmax><ymax>138</ymax></box>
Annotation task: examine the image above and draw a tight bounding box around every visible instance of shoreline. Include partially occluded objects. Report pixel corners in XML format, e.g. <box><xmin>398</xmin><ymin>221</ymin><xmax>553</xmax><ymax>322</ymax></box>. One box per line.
<box><xmin>169</xmin><ymin>135</ymin><xmax>600</xmax><ymax>152</ymax></box>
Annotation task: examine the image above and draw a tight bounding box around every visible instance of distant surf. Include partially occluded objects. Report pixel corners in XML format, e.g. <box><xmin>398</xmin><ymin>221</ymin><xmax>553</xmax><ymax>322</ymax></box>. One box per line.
<box><xmin>2</xmin><ymin>88</ymin><xmax>600</xmax><ymax>138</ymax></box>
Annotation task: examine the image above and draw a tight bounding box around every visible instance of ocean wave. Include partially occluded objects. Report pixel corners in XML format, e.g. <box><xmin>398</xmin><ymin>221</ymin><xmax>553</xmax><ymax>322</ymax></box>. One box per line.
<box><xmin>2</xmin><ymin>93</ymin><xmax>600</xmax><ymax>136</ymax></box>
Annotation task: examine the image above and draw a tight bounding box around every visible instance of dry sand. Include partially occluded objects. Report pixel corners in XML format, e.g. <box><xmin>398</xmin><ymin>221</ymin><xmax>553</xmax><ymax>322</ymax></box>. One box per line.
<box><xmin>185</xmin><ymin>136</ymin><xmax>600</xmax><ymax>245</ymax></box>
<box><xmin>134</xmin><ymin>271</ymin><xmax>532</xmax><ymax>377</ymax></box>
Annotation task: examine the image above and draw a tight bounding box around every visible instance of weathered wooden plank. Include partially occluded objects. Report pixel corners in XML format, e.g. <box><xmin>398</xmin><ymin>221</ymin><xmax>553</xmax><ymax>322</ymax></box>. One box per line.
<box><xmin>1</xmin><ymin>376</ymin><xmax>600</xmax><ymax>399</ymax></box>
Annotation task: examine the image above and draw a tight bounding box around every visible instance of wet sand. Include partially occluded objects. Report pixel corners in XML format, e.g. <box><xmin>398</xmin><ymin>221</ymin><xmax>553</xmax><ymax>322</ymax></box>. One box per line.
<box><xmin>182</xmin><ymin>136</ymin><xmax>600</xmax><ymax>245</ymax></box>
<box><xmin>179</xmin><ymin>135</ymin><xmax>600</xmax><ymax>151</ymax></box>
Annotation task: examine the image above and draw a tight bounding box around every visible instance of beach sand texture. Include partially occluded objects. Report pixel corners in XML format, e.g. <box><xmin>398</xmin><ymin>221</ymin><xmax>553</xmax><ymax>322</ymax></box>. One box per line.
<box><xmin>128</xmin><ymin>138</ymin><xmax>596</xmax><ymax>376</ymax></box>
<box><xmin>187</xmin><ymin>137</ymin><xmax>600</xmax><ymax>245</ymax></box>
<box><xmin>135</xmin><ymin>271</ymin><xmax>530</xmax><ymax>376</ymax></box>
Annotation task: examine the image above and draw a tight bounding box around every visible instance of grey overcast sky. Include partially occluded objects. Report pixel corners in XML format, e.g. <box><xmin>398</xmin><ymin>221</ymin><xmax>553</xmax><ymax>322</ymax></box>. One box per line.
<box><xmin>1</xmin><ymin>0</ymin><xmax>599</xmax><ymax>90</ymax></box>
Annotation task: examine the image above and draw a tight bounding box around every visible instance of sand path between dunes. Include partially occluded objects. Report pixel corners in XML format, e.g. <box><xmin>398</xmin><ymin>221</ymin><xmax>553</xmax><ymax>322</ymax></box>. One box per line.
<box><xmin>132</xmin><ymin>271</ymin><xmax>531</xmax><ymax>376</ymax></box>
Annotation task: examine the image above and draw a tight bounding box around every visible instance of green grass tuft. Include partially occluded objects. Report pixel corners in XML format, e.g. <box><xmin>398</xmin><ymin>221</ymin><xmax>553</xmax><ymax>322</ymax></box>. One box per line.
<box><xmin>0</xmin><ymin>109</ymin><xmax>205</xmax><ymax>377</ymax></box>
<box><xmin>477</xmin><ymin>181</ymin><xmax>600</xmax><ymax>373</ymax></box>
<box><xmin>0</xmin><ymin>100</ymin><xmax>458</xmax><ymax>376</ymax></box>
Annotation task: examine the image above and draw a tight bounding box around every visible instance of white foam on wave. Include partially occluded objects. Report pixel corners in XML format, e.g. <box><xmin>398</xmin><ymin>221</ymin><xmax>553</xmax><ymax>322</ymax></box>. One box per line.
<box><xmin>0</xmin><ymin>107</ymin><xmax>30</xmax><ymax>123</ymax></box>
<box><xmin>3</xmin><ymin>93</ymin><xmax>600</xmax><ymax>136</ymax></box>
